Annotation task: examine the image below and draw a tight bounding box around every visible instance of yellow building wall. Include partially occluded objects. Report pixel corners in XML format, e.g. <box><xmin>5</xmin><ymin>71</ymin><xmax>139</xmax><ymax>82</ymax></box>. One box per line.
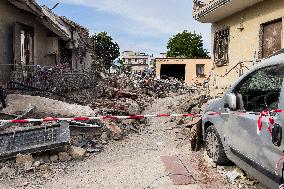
<box><xmin>211</xmin><ymin>0</ymin><xmax>284</xmax><ymax>93</ymax></box>
<box><xmin>155</xmin><ymin>58</ymin><xmax>212</xmax><ymax>85</ymax></box>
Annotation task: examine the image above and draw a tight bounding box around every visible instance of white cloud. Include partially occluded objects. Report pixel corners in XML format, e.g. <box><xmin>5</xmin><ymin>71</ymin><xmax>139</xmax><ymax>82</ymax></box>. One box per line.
<box><xmin>58</xmin><ymin>0</ymin><xmax>211</xmax><ymax>54</ymax></box>
<box><xmin>62</xmin><ymin>0</ymin><xmax>209</xmax><ymax>35</ymax></box>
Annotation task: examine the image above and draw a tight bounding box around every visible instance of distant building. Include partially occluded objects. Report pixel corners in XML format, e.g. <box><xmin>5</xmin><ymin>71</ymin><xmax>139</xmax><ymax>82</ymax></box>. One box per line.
<box><xmin>155</xmin><ymin>58</ymin><xmax>212</xmax><ymax>85</ymax></box>
<box><xmin>159</xmin><ymin>53</ymin><xmax>167</xmax><ymax>58</ymax></box>
<box><xmin>193</xmin><ymin>0</ymin><xmax>284</xmax><ymax>94</ymax></box>
<box><xmin>121</xmin><ymin>51</ymin><xmax>149</xmax><ymax>73</ymax></box>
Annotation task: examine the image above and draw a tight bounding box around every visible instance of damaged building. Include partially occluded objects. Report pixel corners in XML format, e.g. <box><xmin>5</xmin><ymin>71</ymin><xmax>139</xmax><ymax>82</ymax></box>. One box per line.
<box><xmin>0</xmin><ymin>0</ymin><xmax>92</xmax><ymax>86</ymax></box>
<box><xmin>193</xmin><ymin>0</ymin><xmax>284</xmax><ymax>95</ymax></box>
<box><xmin>155</xmin><ymin>58</ymin><xmax>212</xmax><ymax>85</ymax></box>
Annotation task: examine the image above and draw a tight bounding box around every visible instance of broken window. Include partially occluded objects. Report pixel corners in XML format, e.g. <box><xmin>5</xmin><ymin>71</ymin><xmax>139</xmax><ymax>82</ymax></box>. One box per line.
<box><xmin>213</xmin><ymin>27</ymin><xmax>229</xmax><ymax>67</ymax></box>
<box><xmin>235</xmin><ymin>66</ymin><xmax>284</xmax><ymax>112</ymax></box>
<box><xmin>196</xmin><ymin>64</ymin><xmax>205</xmax><ymax>77</ymax></box>
<box><xmin>14</xmin><ymin>23</ymin><xmax>34</xmax><ymax>66</ymax></box>
<box><xmin>59</xmin><ymin>39</ymin><xmax>72</xmax><ymax>67</ymax></box>
<box><xmin>261</xmin><ymin>19</ymin><xmax>282</xmax><ymax>58</ymax></box>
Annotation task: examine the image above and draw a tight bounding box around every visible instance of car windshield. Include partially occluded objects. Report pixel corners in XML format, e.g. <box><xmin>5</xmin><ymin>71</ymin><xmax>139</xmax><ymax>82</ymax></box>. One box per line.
<box><xmin>236</xmin><ymin>65</ymin><xmax>284</xmax><ymax>112</ymax></box>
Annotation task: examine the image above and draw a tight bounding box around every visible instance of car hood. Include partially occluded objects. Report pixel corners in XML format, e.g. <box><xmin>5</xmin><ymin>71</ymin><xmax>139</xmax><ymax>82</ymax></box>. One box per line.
<box><xmin>204</xmin><ymin>98</ymin><xmax>223</xmax><ymax>113</ymax></box>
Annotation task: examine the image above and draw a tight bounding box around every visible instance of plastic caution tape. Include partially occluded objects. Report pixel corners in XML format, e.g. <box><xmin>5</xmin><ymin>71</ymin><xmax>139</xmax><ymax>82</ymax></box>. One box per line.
<box><xmin>0</xmin><ymin>113</ymin><xmax>204</xmax><ymax>124</ymax></box>
<box><xmin>0</xmin><ymin>109</ymin><xmax>283</xmax><ymax>124</ymax></box>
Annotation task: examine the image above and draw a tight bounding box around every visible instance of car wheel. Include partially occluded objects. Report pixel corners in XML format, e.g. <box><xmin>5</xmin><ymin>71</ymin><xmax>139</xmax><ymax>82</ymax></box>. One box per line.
<box><xmin>205</xmin><ymin>125</ymin><xmax>230</xmax><ymax>165</ymax></box>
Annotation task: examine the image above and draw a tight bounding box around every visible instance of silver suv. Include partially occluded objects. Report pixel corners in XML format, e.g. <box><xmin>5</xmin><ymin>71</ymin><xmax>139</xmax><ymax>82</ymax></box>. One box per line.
<box><xmin>202</xmin><ymin>54</ymin><xmax>284</xmax><ymax>189</ymax></box>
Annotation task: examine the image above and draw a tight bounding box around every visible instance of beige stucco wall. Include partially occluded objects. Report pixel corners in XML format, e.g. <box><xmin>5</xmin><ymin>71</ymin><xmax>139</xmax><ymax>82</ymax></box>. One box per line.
<box><xmin>155</xmin><ymin>58</ymin><xmax>212</xmax><ymax>85</ymax></box>
<box><xmin>0</xmin><ymin>1</ymin><xmax>60</xmax><ymax>83</ymax></box>
<box><xmin>211</xmin><ymin>0</ymin><xmax>284</xmax><ymax>93</ymax></box>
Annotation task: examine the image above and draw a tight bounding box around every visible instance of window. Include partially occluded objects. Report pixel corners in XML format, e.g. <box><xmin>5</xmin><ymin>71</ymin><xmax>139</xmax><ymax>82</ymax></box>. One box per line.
<box><xmin>143</xmin><ymin>59</ymin><xmax>147</xmax><ymax>64</ymax></box>
<box><xmin>14</xmin><ymin>23</ymin><xmax>34</xmax><ymax>65</ymax></box>
<box><xmin>261</xmin><ymin>19</ymin><xmax>282</xmax><ymax>58</ymax></box>
<box><xmin>196</xmin><ymin>64</ymin><xmax>205</xmax><ymax>77</ymax></box>
<box><xmin>213</xmin><ymin>27</ymin><xmax>229</xmax><ymax>67</ymax></box>
<box><xmin>128</xmin><ymin>59</ymin><xmax>131</xmax><ymax>64</ymax></box>
<box><xmin>234</xmin><ymin>66</ymin><xmax>284</xmax><ymax>112</ymax></box>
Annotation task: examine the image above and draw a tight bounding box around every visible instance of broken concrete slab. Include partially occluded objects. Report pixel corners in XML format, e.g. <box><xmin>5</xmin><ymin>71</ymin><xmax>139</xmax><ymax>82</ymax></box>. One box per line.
<box><xmin>16</xmin><ymin>154</ymin><xmax>34</xmax><ymax>166</ymax></box>
<box><xmin>0</xmin><ymin>166</ymin><xmax>15</xmax><ymax>177</ymax></box>
<box><xmin>3</xmin><ymin>94</ymin><xmax>96</xmax><ymax>117</ymax></box>
<box><xmin>69</xmin><ymin>146</ymin><xmax>86</xmax><ymax>160</ymax></box>
<box><xmin>33</xmin><ymin>161</ymin><xmax>41</xmax><ymax>168</ymax></box>
<box><xmin>58</xmin><ymin>152</ymin><xmax>71</xmax><ymax>161</ymax></box>
<box><xmin>50</xmin><ymin>155</ymin><xmax>59</xmax><ymax>162</ymax></box>
<box><xmin>0</xmin><ymin>122</ymin><xmax>70</xmax><ymax>160</ymax></box>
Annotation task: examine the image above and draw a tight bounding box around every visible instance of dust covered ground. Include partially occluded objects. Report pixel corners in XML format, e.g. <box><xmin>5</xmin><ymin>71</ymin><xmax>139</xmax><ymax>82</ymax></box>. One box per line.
<box><xmin>0</xmin><ymin>95</ymin><xmax>264</xmax><ymax>189</ymax></box>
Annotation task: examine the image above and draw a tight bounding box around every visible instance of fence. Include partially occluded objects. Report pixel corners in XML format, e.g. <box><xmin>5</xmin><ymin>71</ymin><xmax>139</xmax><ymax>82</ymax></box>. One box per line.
<box><xmin>0</xmin><ymin>64</ymin><xmax>93</xmax><ymax>93</ymax></box>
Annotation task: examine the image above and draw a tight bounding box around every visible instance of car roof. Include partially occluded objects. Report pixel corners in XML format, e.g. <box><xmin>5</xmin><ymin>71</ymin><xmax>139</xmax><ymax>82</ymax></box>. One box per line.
<box><xmin>229</xmin><ymin>53</ymin><xmax>284</xmax><ymax>91</ymax></box>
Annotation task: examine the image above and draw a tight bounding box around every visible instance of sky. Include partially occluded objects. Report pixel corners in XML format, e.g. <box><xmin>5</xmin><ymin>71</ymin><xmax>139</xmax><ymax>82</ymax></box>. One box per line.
<box><xmin>36</xmin><ymin>0</ymin><xmax>211</xmax><ymax>56</ymax></box>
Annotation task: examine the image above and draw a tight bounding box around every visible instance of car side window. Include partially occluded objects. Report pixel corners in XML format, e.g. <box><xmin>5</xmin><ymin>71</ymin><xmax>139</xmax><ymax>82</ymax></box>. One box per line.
<box><xmin>235</xmin><ymin>66</ymin><xmax>284</xmax><ymax>112</ymax></box>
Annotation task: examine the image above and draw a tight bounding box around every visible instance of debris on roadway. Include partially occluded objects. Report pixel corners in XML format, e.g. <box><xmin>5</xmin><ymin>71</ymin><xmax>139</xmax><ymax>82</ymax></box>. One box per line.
<box><xmin>0</xmin><ymin>72</ymin><xmax>263</xmax><ymax>188</ymax></box>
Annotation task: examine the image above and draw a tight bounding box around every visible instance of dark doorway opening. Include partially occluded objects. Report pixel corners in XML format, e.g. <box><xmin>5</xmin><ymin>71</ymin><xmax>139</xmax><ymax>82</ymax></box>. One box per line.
<box><xmin>160</xmin><ymin>64</ymin><xmax>185</xmax><ymax>81</ymax></box>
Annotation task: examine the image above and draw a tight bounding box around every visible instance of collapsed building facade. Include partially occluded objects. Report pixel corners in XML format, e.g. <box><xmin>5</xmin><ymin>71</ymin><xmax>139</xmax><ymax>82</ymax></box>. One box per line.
<box><xmin>0</xmin><ymin>0</ymin><xmax>92</xmax><ymax>86</ymax></box>
<box><xmin>193</xmin><ymin>0</ymin><xmax>284</xmax><ymax>95</ymax></box>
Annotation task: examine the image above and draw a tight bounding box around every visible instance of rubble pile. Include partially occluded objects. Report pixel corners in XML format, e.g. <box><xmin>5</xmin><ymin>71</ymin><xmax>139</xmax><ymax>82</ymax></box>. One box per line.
<box><xmin>93</xmin><ymin>73</ymin><xmax>197</xmax><ymax>98</ymax></box>
<box><xmin>0</xmin><ymin>71</ymin><xmax>212</xmax><ymax>188</ymax></box>
<box><xmin>62</xmin><ymin>73</ymin><xmax>198</xmax><ymax>111</ymax></box>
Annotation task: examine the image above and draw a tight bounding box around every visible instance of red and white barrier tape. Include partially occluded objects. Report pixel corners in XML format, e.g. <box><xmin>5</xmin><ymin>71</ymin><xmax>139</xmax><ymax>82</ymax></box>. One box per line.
<box><xmin>0</xmin><ymin>109</ymin><xmax>283</xmax><ymax>124</ymax></box>
<box><xmin>0</xmin><ymin>113</ymin><xmax>206</xmax><ymax>124</ymax></box>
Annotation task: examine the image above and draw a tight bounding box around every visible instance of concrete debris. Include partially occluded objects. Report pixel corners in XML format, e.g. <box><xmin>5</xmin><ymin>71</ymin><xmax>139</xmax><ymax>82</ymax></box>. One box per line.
<box><xmin>3</xmin><ymin>94</ymin><xmax>95</xmax><ymax>117</ymax></box>
<box><xmin>15</xmin><ymin>179</ymin><xmax>29</xmax><ymax>187</ymax></box>
<box><xmin>39</xmin><ymin>155</ymin><xmax>51</xmax><ymax>164</ymax></box>
<box><xmin>23</xmin><ymin>161</ymin><xmax>34</xmax><ymax>172</ymax></box>
<box><xmin>100</xmin><ymin>132</ymin><xmax>110</xmax><ymax>143</ymax></box>
<box><xmin>0</xmin><ymin>166</ymin><xmax>15</xmax><ymax>177</ymax></box>
<box><xmin>33</xmin><ymin>161</ymin><xmax>41</xmax><ymax>168</ymax></box>
<box><xmin>127</xmin><ymin>102</ymin><xmax>141</xmax><ymax>115</ymax></box>
<box><xmin>225</xmin><ymin>167</ymin><xmax>246</xmax><ymax>183</ymax></box>
<box><xmin>39</xmin><ymin>164</ymin><xmax>50</xmax><ymax>172</ymax></box>
<box><xmin>50</xmin><ymin>155</ymin><xmax>59</xmax><ymax>162</ymax></box>
<box><xmin>69</xmin><ymin>146</ymin><xmax>86</xmax><ymax>160</ymax></box>
<box><xmin>226</xmin><ymin>170</ymin><xmax>241</xmax><ymax>182</ymax></box>
<box><xmin>16</xmin><ymin>154</ymin><xmax>34</xmax><ymax>166</ymax></box>
<box><xmin>58</xmin><ymin>152</ymin><xmax>71</xmax><ymax>162</ymax></box>
<box><xmin>106</xmin><ymin>123</ymin><xmax>122</xmax><ymax>134</ymax></box>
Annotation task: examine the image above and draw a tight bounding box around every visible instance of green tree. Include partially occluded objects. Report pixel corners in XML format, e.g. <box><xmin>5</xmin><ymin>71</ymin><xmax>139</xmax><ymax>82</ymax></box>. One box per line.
<box><xmin>91</xmin><ymin>32</ymin><xmax>120</xmax><ymax>71</ymax></box>
<box><xmin>167</xmin><ymin>30</ymin><xmax>209</xmax><ymax>58</ymax></box>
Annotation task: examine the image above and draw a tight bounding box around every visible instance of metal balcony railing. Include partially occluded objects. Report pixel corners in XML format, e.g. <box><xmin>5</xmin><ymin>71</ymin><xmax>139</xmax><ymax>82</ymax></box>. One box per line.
<box><xmin>0</xmin><ymin>64</ymin><xmax>92</xmax><ymax>93</ymax></box>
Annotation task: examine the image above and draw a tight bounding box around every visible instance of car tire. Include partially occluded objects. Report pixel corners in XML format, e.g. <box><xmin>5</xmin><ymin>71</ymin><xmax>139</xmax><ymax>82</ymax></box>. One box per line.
<box><xmin>205</xmin><ymin>125</ymin><xmax>230</xmax><ymax>165</ymax></box>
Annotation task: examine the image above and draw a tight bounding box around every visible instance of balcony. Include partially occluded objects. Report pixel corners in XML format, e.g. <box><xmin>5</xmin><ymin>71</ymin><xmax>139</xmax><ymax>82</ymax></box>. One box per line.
<box><xmin>193</xmin><ymin>0</ymin><xmax>263</xmax><ymax>23</ymax></box>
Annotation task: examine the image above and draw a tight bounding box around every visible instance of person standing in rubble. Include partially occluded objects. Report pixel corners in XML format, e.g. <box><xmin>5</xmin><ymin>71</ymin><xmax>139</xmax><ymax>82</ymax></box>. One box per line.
<box><xmin>0</xmin><ymin>85</ymin><xmax>7</xmax><ymax>109</ymax></box>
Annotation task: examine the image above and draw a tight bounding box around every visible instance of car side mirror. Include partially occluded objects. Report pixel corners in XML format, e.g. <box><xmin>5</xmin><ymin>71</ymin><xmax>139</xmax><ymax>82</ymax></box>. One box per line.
<box><xmin>272</xmin><ymin>124</ymin><xmax>282</xmax><ymax>147</ymax></box>
<box><xmin>225</xmin><ymin>93</ymin><xmax>237</xmax><ymax>110</ymax></box>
